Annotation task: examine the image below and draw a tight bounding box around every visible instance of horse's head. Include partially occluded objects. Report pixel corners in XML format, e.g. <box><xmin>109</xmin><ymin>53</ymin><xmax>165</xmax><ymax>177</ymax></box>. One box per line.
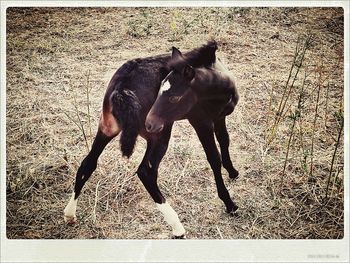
<box><xmin>145</xmin><ymin>47</ymin><xmax>197</xmax><ymax>133</ymax></box>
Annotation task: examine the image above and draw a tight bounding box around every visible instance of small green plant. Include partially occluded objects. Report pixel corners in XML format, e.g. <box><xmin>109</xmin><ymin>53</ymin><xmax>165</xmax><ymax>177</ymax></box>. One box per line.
<box><xmin>324</xmin><ymin>82</ymin><xmax>330</xmax><ymax>127</ymax></box>
<box><xmin>168</xmin><ymin>10</ymin><xmax>197</xmax><ymax>42</ymax></box>
<box><xmin>308</xmin><ymin>72</ymin><xmax>322</xmax><ymax>178</ymax></box>
<box><xmin>280</xmin><ymin>70</ymin><xmax>308</xmax><ymax>188</ymax></box>
<box><xmin>126</xmin><ymin>11</ymin><xmax>153</xmax><ymax>38</ymax></box>
<box><xmin>227</xmin><ymin>7</ymin><xmax>250</xmax><ymax>19</ymax></box>
<box><xmin>266</xmin><ymin>33</ymin><xmax>313</xmax><ymax>146</ymax></box>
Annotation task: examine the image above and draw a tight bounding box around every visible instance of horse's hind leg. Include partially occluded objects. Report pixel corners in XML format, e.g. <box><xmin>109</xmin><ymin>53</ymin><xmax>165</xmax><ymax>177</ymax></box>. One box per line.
<box><xmin>214</xmin><ymin>117</ymin><xmax>239</xmax><ymax>180</ymax></box>
<box><xmin>190</xmin><ymin>119</ymin><xmax>238</xmax><ymax>214</ymax></box>
<box><xmin>64</xmin><ymin>112</ymin><xmax>120</xmax><ymax>224</ymax></box>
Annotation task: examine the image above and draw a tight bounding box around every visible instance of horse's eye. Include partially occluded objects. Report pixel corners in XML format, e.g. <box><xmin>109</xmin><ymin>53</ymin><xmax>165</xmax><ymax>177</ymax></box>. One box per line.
<box><xmin>169</xmin><ymin>96</ymin><xmax>182</xmax><ymax>103</ymax></box>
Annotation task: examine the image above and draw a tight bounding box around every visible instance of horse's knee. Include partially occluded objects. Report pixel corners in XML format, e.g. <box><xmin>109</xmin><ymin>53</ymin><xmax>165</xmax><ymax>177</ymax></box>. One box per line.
<box><xmin>77</xmin><ymin>157</ymin><xmax>94</xmax><ymax>176</ymax></box>
<box><xmin>136</xmin><ymin>164</ymin><xmax>149</xmax><ymax>180</ymax></box>
<box><xmin>216</xmin><ymin>132</ymin><xmax>230</xmax><ymax>148</ymax></box>
<box><xmin>137</xmin><ymin>163</ymin><xmax>165</xmax><ymax>204</ymax></box>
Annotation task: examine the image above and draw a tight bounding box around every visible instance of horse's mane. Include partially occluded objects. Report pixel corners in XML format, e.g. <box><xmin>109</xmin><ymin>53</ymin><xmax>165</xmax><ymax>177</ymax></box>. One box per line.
<box><xmin>169</xmin><ymin>40</ymin><xmax>218</xmax><ymax>70</ymax></box>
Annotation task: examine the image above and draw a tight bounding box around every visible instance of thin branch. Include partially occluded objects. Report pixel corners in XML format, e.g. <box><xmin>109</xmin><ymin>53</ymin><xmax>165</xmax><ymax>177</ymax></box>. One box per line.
<box><xmin>324</xmin><ymin>110</ymin><xmax>343</xmax><ymax>200</ymax></box>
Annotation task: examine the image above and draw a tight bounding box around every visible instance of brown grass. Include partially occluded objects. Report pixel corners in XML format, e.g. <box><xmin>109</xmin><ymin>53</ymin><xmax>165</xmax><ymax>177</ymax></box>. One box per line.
<box><xmin>6</xmin><ymin>7</ymin><xmax>344</xmax><ymax>239</ymax></box>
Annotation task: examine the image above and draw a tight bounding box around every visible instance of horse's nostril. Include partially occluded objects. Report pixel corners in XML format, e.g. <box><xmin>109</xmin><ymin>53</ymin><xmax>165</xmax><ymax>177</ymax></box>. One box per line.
<box><xmin>158</xmin><ymin>124</ymin><xmax>164</xmax><ymax>133</ymax></box>
<box><xmin>145</xmin><ymin>115</ymin><xmax>164</xmax><ymax>133</ymax></box>
<box><xmin>146</xmin><ymin>122</ymin><xmax>153</xmax><ymax>132</ymax></box>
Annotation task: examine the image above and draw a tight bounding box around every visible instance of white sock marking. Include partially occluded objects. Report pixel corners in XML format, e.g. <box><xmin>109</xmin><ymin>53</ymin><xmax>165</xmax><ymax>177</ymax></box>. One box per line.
<box><xmin>64</xmin><ymin>192</ymin><xmax>77</xmax><ymax>223</ymax></box>
<box><xmin>156</xmin><ymin>202</ymin><xmax>185</xmax><ymax>237</ymax></box>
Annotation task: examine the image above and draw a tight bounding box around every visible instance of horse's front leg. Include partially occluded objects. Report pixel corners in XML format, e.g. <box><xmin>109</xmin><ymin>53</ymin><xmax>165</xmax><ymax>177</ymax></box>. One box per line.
<box><xmin>137</xmin><ymin>124</ymin><xmax>186</xmax><ymax>238</ymax></box>
<box><xmin>190</xmin><ymin>119</ymin><xmax>238</xmax><ymax>214</ymax></box>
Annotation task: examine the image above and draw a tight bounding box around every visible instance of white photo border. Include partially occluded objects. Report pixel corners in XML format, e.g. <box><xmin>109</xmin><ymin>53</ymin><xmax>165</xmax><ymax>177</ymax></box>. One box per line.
<box><xmin>1</xmin><ymin>1</ymin><xmax>349</xmax><ymax>262</ymax></box>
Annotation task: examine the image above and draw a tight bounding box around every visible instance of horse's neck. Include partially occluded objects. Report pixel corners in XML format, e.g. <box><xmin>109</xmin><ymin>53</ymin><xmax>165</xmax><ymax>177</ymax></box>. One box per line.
<box><xmin>192</xmin><ymin>67</ymin><xmax>238</xmax><ymax>106</ymax></box>
<box><xmin>194</xmin><ymin>68</ymin><xmax>234</xmax><ymax>92</ymax></box>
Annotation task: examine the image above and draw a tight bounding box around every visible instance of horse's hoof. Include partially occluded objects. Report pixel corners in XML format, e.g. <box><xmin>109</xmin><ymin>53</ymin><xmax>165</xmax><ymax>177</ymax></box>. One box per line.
<box><xmin>229</xmin><ymin>209</ymin><xmax>239</xmax><ymax>217</ymax></box>
<box><xmin>172</xmin><ymin>234</ymin><xmax>186</xmax><ymax>239</ymax></box>
<box><xmin>229</xmin><ymin>170</ymin><xmax>239</xmax><ymax>180</ymax></box>
<box><xmin>64</xmin><ymin>215</ymin><xmax>77</xmax><ymax>225</ymax></box>
<box><xmin>226</xmin><ymin>204</ymin><xmax>239</xmax><ymax>217</ymax></box>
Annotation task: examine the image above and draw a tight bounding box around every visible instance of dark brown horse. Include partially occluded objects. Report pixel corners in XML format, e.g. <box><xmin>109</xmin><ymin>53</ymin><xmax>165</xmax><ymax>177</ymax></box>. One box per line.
<box><xmin>64</xmin><ymin>41</ymin><xmax>239</xmax><ymax>238</ymax></box>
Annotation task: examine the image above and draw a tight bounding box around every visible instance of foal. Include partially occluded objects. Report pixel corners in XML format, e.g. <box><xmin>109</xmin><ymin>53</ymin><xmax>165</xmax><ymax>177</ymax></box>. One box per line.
<box><xmin>146</xmin><ymin>48</ymin><xmax>240</xmax><ymax>232</ymax></box>
<box><xmin>64</xmin><ymin>41</ymin><xmax>239</xmax><ymax>238</ymax></box>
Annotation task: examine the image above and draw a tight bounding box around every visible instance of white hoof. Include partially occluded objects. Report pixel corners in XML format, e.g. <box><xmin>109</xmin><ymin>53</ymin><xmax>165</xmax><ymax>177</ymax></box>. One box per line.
<box><xmin>156</xmin><ymin>202</ymin><xmax>186</xmax><ymax>238</ymax></box>
<box><xmin>172</xmin><ymin>225</ymin><xmax>186</xmax><ymax>237</ymax></box>
<box><xmin>64</xmin><ymin>193</ymin><xmax>78</xmax><ymax>225</ymax></box>
<box><xmin>64</xmin><ymin>214</ymin><xmax>77</xmax><ymax>224</ymax></box>
<box><xmin>172</xmin><ymin>234</ymin><xmax>186</xmax><ymax>239</ymax></box>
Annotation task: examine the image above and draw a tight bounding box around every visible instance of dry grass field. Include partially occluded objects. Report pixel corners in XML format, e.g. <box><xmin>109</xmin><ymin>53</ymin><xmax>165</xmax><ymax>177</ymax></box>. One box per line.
<box><xmin>6</xmin><ymin>7</ymin><xmax>344</xmax><ymax>239</ymax></box>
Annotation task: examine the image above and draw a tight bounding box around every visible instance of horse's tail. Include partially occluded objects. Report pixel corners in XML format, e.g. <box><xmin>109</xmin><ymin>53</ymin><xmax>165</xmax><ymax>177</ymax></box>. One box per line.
<box><xmin>106</xmin><ymin>60</ymin><xmax>141</xmax><ymax>158</ymax></box>
<box><xmin>110</xmin><ymin>88</ymin><xmax>141</xmax><ymax>158</ymax></box>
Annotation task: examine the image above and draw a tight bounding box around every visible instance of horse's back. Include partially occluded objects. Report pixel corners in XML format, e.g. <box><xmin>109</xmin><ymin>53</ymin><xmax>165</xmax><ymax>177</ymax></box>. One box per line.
<box><xmin>107</xmin><ymin>55</ymin><xmax>170</xmax><ymax>116</ymax></box>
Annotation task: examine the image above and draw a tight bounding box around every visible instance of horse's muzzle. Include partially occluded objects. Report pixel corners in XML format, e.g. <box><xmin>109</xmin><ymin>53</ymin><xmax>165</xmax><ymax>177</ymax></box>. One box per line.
<box><xmin>145</xmin><ymin>114</ymin><xmax>164</xmax><ymax>133</ymax></box>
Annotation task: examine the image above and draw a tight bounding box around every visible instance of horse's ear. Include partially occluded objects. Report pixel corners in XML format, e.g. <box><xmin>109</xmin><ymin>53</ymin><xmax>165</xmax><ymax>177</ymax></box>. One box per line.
<box><xmin>183</xmin><ymin>64</ymin><xmax>195</xmax><ymax>80</ymax></box>
<box><xmin>172</xmin><ymin>46</ymin><xmax>182</xmax><ymax>59</ymax></box>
